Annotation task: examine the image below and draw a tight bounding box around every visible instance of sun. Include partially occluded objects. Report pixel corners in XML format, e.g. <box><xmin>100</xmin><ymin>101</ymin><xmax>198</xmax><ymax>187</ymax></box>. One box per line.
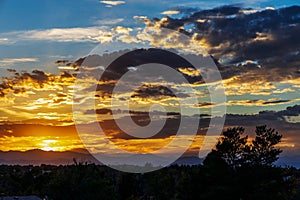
<box><xmin>40</xmin><ymin>139</ymin><xmax>59</xmax><ymax>151</ymax></box>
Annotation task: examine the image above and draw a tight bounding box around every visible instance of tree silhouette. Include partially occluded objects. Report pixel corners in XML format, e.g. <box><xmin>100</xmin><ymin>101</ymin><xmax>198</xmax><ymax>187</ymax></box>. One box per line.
<box><xmin>248</xmin><ymin>125</ymin><xmax>283</xmax><ymax>167</ymax></box>
<box><xmin>202</xmin><ymin>125</ymin><xmax>295</xmax><ymax>199</ymax></box>
<box><xmin>215</xmin><ymin>127</ymin><xmax>248</xmax><ymax>168</ymax></box>
<box><xmin>211</xmin><ymin>125</ymin><xmax>283</xmax><ymax>168</ymax></box>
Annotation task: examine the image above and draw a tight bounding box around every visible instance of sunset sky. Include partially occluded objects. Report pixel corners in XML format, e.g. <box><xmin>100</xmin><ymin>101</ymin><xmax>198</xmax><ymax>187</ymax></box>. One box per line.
<box><xmin>0</xmin><ymin>0</ymin><xmax>300</xmax><ymax>166</ymax></box>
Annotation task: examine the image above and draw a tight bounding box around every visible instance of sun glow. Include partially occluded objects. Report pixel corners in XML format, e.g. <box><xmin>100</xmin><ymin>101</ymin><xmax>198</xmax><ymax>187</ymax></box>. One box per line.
<box><xmin>40</xmin><ymin>139</ymin><xmax>59</xmax><ymax>151</ymax></box>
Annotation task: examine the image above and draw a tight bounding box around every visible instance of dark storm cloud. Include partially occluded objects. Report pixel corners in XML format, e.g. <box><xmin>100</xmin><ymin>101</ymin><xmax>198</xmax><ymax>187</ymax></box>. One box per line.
<box><xmin>98</xmin><ymin>114</ymin><xmax>205</xmax><ymax>140</ymax></box>
<box><xmin>131</xmin><ymin>84</ymin><xmax>189</xmax><ymax>99</ymax></box>
<box><xmin>273</xmin><ymin>104</ymin><xmax>300</xmax><ymax>118</ymax></box>
<box><xmin>227</xmin><ymin>104</ymin><xmax>300</xmax><ymax>126</ymax></box>
<box><xmin>85</xmin><ymin>109</ymin><xmax>181</xmax><ymax>117</ymax></box>
<box><xmin>75</xmin><ymin>49</ymin><xmax>204</xmax><ymax>99</ymax></box>
<box><xmin>225</xmin><ymin>105</ymin><xmax>300</xmax><ymax>130</ymax></box>
<box><xmin>55</xmin><ymin>60</ymin><xmax>69</xmax><ymax>65</ymax></box>
<box><xmin>155</xmin><ymin>5</ymin><xmax>300</xmax><ymax>81</ymax></box>
<box><xmin>132</xmin><ymin>85</ymin><xmax>175</xmax><ymax>99</ymax></box>
<box><xmin>75</xmin><ymin>49</ymin><xmax>203</xmax><ymax>82</ymax></box>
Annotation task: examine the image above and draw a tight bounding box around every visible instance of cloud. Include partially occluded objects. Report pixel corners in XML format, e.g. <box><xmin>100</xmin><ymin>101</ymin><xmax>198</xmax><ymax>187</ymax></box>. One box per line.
<box><xmin>1</xmin><ymin>27</ymin><xmax>112</xmax><ymax>43</ymax></box>
<box><xmin>100</xmin><ymin>0</ymin><xmax>125</xmax><ymax>6</ymax></box>
<box><xmin>0</xmin><ymin>25</ymin><xmax>141</xmax><ymax>44</ymax></box>
<box><xmin>178</xmin><ymin>67</ymin><xmax>201</xmax><ymax>77</ymax></box>
<box><xmin>0</xmin><ymin>58</ymin><xmax>38</xmax><ymax>66</ymax></box>
<box><xmin>161</xmin><ymin>10</ymin><xmax>180</xmax><ymax>15</ymax></box>
<box><xmin>0</xmin><ymin>68</ymin><xmax>76</xmax><ymax>124</ymax></box>
<box><xmin>0</xmin><ymin>5</ymin><xmax>299</xmax><ymax>158</ymax></box>
<box><xmin>1</xmin><ymin>105</ymin><xmax>299</xmax><ymax>154</ymax></box>
<box><xmin>131</xmin><ymin>84</ymin><xmax>187</xmax><ymax>99</ymax></box>
<box><xmin>1</xmin><ymin>5</ymin><xmax>299</xmax><ymax>121</ymax></box>
<box><xmin>0</xmin><ymin>37</ymin><xmax>11</xmax><ymax>44</ymax></box>
<box><xmin>0</xmin><ymin>60</ymin><xmax>299</xmax><ymax>153</ymax></box>
<box><xmin>275</xmin><ymin>104</ymin><xmax>300</xmax><ymax>118</ymax></box>
<box><xmin>94</xmin><ymin>18</ymin><xmax>124</xmax><ymax>25</ymax></box>
<box><xmin>55</xmin><ymin>60</ymin><xmax>69</xmax><ymax>65</ymax></box>
<box><xmin>265</xmin><ymin>6</ymin><xmax>275</xmax><ymax>10</ymax></box>
<box><xmin>24</xmin><ymin>27</ymin><xmax>111</xmax><ymax>43</ymax></box>
<box><xmin>220</xmin><ymin>68</ymin><xmax>300</xmax><ymax>96</ymax></box>
<box><xmin>78</xmin><ymin>105</ymin><xmax>300</xmax><ymax>149</ymax></box>
<box><xmin>85</xmin><ymin>108</ymin><xmax>113</xmax><ymax>115</ymax></box>
<box><xmin>0</xmin><ymin>69</ymin><xmax>51</xmax><ymax>97</ymax></box>
<box><xmin>113</xmin><ymin>26</ymin><xmax>132</xmax><ymax>34</ymax></box>
<box><xmin>195</xmin><ymin>102</ymin><xmax>215</xmax><ymax>108</ymax></box>
<box><xmin>151</xmin><ymin>5</ymin><xmax>300</xmax><ymax>84</ymax></box>
<box><xmin>222</xmin><ymin>74</ymin><xmax>276</xmax><ymax>96</ymax></box>
<box><xmin>78</xmin><ymin>48</ymin><xmax>203</xmax><ymax>83</ymax></box>
<box><xmin>227</xmin><ymin>99</ymin><xmax>291</xmax><ymax>107</ymax></box>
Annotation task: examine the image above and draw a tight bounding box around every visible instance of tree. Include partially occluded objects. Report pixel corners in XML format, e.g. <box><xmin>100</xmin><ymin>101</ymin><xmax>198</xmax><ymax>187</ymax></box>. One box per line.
<box><xmin>215</xmin><ymin>127</ymin><xmax>248</xmax><ymax>169</ymax></box>
<box><xmin>204</xmin><ymin>126</ymin><xmax>290</xmax><ymax>200</ymax></box>
<box><xmin>248</xmin><ymin>125</ymin><xmax>282</xmax><ymax>167</ymax></box>
<box><xmin>213</xmin><ymin>125</ymin><xmax>282</xmax><ymax>168</ymax></box>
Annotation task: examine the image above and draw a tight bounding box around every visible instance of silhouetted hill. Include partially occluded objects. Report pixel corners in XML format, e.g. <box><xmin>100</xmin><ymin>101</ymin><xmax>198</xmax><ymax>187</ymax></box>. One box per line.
<box><xmin>172</xmin><ymin>156</ymin><xmax>204</xmax><ymax>166</ymax></box>
<box><xmin>0</xmin><ymin>149</ymin><xmax>100</xmax><ymax>165</ymax></box>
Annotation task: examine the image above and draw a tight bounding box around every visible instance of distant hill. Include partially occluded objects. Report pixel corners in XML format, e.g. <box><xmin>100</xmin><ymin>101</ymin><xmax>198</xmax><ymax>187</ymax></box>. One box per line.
<box><xmin>276</xmin><ymin>155</ymin><xmax>300</xmax><ymax>169</ymax></box>
<box><xmin>0</xmin><ymin>149</ymin><xmax>203</xmax><ymax>167</ymax></box>
<box><xmin>0</xmin><ymin>149</ymin><xmax>298</xmax><ymax>168</ymax></box>
<box><xmin>0</xmin><ymin>149</ymin><xmax>100</xmax><ymax>165</ymax></box>
<box><xmin>172</xmin><ymin>156</ymin><xmax>204</xmax><ymax>166</ymax></box>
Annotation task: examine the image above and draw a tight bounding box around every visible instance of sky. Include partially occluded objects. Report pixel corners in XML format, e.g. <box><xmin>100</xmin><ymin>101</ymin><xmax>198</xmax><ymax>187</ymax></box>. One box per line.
<box><xmin>0</xmin><ymin>0</ymin><xmax>300</xmax><ymax>166</ymax></box>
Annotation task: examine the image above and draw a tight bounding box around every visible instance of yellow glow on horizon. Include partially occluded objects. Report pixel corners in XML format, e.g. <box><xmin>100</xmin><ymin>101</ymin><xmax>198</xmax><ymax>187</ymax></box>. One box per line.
<box><xmin>0</xmin><ymin>135</ymin><xmax>84</xmax><ymax>152</ymax></box>
<box><xmin>40</xmin><ymin>139</ymin><xmax>58</xmax><ymax>151</ymax></box>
